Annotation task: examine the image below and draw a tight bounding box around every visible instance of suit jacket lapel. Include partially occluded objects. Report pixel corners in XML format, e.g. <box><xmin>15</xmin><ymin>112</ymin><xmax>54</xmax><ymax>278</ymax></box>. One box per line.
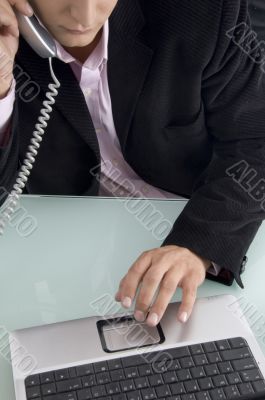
<box><xmin>108</xmin><ymin>0</ymin><xmax>154</xmax><ymax>151</ymax></box>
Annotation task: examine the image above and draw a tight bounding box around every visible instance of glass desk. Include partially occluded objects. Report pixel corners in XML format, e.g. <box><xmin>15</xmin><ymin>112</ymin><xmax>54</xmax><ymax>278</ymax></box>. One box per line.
<box><xmin>1</xmin><ymin>196</ymin><xmax>265</xmax><ymax>399</ymax></box>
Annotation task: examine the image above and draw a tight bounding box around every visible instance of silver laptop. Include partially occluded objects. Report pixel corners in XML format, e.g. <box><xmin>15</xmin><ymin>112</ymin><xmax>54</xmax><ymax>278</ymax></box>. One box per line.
<box><xmin>9</xmin><ymin>294</ymin><xmax>265</xmax><ymax>400</ymax></box>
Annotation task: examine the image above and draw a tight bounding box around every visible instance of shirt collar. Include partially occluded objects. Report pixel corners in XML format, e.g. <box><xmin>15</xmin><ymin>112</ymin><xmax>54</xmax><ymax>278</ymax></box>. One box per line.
<box><xmin>35</xmin><ymin>14</ymin><xmax>109</xmax><ymax>70</ymax></box>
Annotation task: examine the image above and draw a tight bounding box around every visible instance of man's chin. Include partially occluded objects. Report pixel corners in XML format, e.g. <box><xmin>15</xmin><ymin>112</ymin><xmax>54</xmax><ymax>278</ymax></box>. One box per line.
<box><xmin>56</xmin><ymin>32</ymin><xmax>96</xmax><ymax>48</ymax></box>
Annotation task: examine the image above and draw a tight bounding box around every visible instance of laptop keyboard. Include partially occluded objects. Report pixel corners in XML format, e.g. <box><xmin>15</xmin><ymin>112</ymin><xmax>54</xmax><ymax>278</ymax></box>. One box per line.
<box><xmin>24</xmin><ymin>337</ymin><xmax>265</xmax><ymax>400</ymax></box>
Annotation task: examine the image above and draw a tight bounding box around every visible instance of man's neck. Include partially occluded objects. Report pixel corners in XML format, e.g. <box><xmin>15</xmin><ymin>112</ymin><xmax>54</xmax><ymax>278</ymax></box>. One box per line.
<box><xmin>62</xmin><ymin>27</ymin><xmax>103</xmax><ymax>64</ymax></box>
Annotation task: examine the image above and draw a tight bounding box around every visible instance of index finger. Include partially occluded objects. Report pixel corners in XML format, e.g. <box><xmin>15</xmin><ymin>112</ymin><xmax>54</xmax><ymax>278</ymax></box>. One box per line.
<box><xmin>115</xmin><ymin>251</ymin><xmax>153</xmax><ymax>307</ymax></box>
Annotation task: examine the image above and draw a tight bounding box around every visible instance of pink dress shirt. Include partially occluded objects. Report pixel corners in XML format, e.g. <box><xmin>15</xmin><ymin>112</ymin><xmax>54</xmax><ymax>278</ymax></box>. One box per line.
<box><xmin>0</xmin><ymin>20</ymin><xmax>221</xmax><ymax>275</ymax></box>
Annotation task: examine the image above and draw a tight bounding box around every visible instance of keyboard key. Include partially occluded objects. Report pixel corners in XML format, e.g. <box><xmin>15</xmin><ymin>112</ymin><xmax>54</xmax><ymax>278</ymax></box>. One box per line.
<box><xmin>55</xmin><ymin>369</ymin><xmax>69</xmax><ymax>381</ymax></box>
<box><xmin>94</xmin><ymin>361</ymin><xmax>108</xmax><ymax>373</ymax></box>
<box><xmin>212</xmin><ymin>375</ymin><xmax>227</xmax><ymax>387</ymax></box>
<box><xmin>209</xmin><ymin>388</ymin><xmax>226</xmax><ymax>399</ymax></box>
<box><xmin>152</xmin><ymin>361</ymin><xmax>168</xmax><ymax>373</ymax></box>
<box><xmin>226</xmin><ymin>372</ymin><xmax>241</xmax><ymax>385</ymax></box>
<box><xmin>215</xmin><ymin>340</ymin><xmax>230</xmax><ymax>351</ymax></box>
<box><xmin>82</xmin><ymin>375</ymin><xmax>96</xmax><ymax>387</ymax></box>
<box><xmin>221</xmin><ymin>347</ymin><xmax>251</xmax><ymax>361</ymax></box>
<box><xmin>238</xmin><ymin>382</ymin><xmax>254</xmax><ymax>396</ymax></box>
<box><xmin>207</xmin><ymin>352</ymin><xmax>222</xmax><ymax>363</ymax></box>
<box><xmin>163</xmin><ymin>371</ymin><xmax>177</xmax><ymax>383</ymax></box>
<box><xmin>232</xmin><ymin>357</ymin><xmax>257</xmax><ymax>371</ymax></box>
<box><xmin>218</xmin><ymin>361</ymin><xmax>233</xmax><ymax>374</ymax></box>
<box><xmin>25</xmin><ymin>375</ymin><xmax>40</xmax><ymax>387</ymax></box>
<box><xmin>240</xmin><ymin>368</ymin><xmax>263</xmax><ymax>382</ymax></box>
<box><xmin>110</xmin><ymin>369</ymin><xmax>125</xmax><ymax>381</ymax></box>
<box><xmin>124</xmin><ymin>367</ymin><xmax>139</xmax><ymax>378</ymax></box>
<box><xmin>167</xmin><ymin>359</ymin><xmax>181</xmax><ymax>371</ymax></box>
<box><xmin>180</xmin><ymin>357</ymin><xmax>194</xmax><ymax>368</ymax></box>
<box><xmin>141</xmin><ymin>388</ymin><xmax>157</xmax><ymax>399</ymax></box>
<box><xmin>135</xmin><ymin>377</ymin><xmax>149</xmax><ymax>389</ymax></box>
<box><xmin>149</xmin><ymin>373</ymin><xmax>164</xmax><ymax>386</ymax></box>
<box><xmin>197</xmin><ymin>377</ymin><xmax>213</xmax><ymax>391</ymax></box>
<box><xmin>252</xmin><ymin>379</ymin><xmax>265</xmax><ymax>393</ymax></box>
<box><xmin>224</xmin><ymin>385</ymin><xmax>240</xmax><ymax>398</ymax></box>
<box><xmin>108</xmin><ymin>359</ymin><xmax>122</xmax><ymax>370</ymax></box>
<box><xmin>176</xmin><ymin>369</ymin><xmax>191</xmax><ymax>381</ymax></box>
<box><xmin>40</xmin><ymin>371</ymin><xmax>55</xmax><ymax>384</ymax></box>
<box><xmin>189</xmin><ymin>344</ymin><xmax>204</xmax><ymax>355</ymax></box>
<box><xmin>26</xmin><ymin>386</ymin><xmax>41</xmax><ymax>399</ymax></box>
<box><xmin>139</xmin><ymin>364</ymin><xmax>153</xmax><ymax>376</ymax></box>
<box><xmin>184</xmin><ymin>380</ymin><xmax>200</xmax><ymax>393</ymax></box>
<box><xmin>56</xmin><ymin>378</ymin><xmax>82</xmax><ymax>393</ymax></box>
<box><xmin>229</xmin><ymin>337</ymin><xmax>247</xmax><ymax>349</ymax></box>
<box><xmin>170</xmin><ymin>382</ymin><xmax>185</xmax><ymax>395</ymax></box>
<box><xmin>190</xmin><ymin>367</ymin><xmax>205</xmax><ymax>379</ymax></box>
<box><xmin>96</xmin><ymin>371</ymin><xmax>111</xmax><ymax>384</ymax></box>
<box><xmin>127</xmin><ymin>390</ymin><xmax>142</xmax><ymax>400</ymax></box>
<box><xmin>194</xmin><ymin>355</ymin><xmax>208</xmax><ymax>366</ymax></box>
<box><xmin>204</xmin><ymin>364</ymin><xmax>219</xmax><ymax>376</ymax></box>
<box><xmin>76</xmin><ymin>364</ymin><xmax>94</xmax><ymax>376</ymax></box>
<box><xmin>105</xmin><ymin>382</ymin><xmax>121</xmax><ymax>394</ymax></box>
<box><xmin>41</xmin><ymin>382</ymin><xmax>57</xmax><ymax>396</ymax></box>
<box><xmin>69</xmin><ymin>367</ymin><xmax>77</xmax><ymax>378</ymax></box>
<box><xmin>156</xmin><ymin>384</ymin><xmax>171</xmax><ymax>397</ymax></box>
<box><xmin>202</xmin><ymin>342</ymin><xmax>217</xmax><ymax>353</ymax></box>
<box><xmin>91</xmin><ymin>384</ymin><xmax>106</xmax><ymax>397</ymax></box>
<box><xmin>77</xmin><ymin>388</ymin><xmax>92</xmax><ymax>400</ymax></box>
<box><xmin>120</xmin><ymin>379</ymin><xmax>135</xmax><ymax>392</ymax></box>
<box><xmin>168</xmin><ymin>396</ymin><xmax>181</xmax><ymax>400</ymax></box>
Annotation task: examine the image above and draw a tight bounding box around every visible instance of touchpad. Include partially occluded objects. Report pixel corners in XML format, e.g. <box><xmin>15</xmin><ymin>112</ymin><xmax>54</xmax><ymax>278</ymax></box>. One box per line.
<box><xmin>97</xmin><ymin>315</ymin><xmax>165</xmax><ymax>353</ymax></box>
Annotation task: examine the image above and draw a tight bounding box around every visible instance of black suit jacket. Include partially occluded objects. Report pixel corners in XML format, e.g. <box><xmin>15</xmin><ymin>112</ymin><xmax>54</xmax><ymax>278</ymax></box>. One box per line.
<box><xmin>1</xmin><ymin>0</ymin><xmax>265</xmax><ymax>287</ymax></box>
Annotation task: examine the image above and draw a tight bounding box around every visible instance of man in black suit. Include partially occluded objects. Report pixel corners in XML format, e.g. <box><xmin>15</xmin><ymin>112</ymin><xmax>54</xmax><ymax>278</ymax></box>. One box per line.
<box><xmin>0</xmin><ymin>0</ymin><xmax>265</xmax><ymax>326</ymax></box>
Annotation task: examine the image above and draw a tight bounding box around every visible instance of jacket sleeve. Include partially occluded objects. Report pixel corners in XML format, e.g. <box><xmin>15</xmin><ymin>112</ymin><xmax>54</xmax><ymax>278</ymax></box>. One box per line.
<box><xmin>162</xmin><ymin>0</ymin><xmax>265</xmax><ymax>288</ymax></box>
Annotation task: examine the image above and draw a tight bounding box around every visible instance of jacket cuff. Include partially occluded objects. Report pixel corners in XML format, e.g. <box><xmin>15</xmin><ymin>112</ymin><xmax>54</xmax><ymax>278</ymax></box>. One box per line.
<box><xmin>161</xmin><ymin>212</ymin><xmax>246</xmax><ymax>289</ymax></box>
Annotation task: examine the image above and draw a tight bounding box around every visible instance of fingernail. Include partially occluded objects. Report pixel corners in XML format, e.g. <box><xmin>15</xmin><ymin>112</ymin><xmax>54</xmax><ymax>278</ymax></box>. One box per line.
<box><xmin>122</xmin><ymin>297</ymin><xmax>131</xmax><ymax>308</ymax></box>
<box><xmin>134</xmin><ymin>310</ymin><xmax>145</xmax><ymax>322</ymax></box>
<box><xmin>147</xmin><ymin>312</ymin><xmax>159</xmax><ymax>326</ymax></box>
<box><xmin>179</xmin><ymin>311</ymin><xmax>188</xmax><ymax>323</ymax></box>
<box><xmin>26</xmin><ymin>4</ymin><xmax>34</xmax><ymax>16</ymax></box>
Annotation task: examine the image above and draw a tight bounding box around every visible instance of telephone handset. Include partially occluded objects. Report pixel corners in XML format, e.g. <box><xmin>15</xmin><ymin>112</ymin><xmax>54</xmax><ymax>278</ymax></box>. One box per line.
<box><xmin>0</xmin><ymin>12</ymin><xmax>61</xmax><ymax>234</ymax></box>
<box><xmin>15</xmin><ymin>12</ymin><xmax>57</xmax><ymax>58</ymax></box>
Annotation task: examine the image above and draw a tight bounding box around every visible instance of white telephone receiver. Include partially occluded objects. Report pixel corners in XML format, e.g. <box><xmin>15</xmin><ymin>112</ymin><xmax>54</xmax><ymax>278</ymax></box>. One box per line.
<box><xmin>0</xmin><ymin>12</ymin><xmax>61</xmax><ymax>234</ymax></box>
<box><xmin>15</xmin><ymin>12</ymin><xmax>57</xmax><ymax>58</ymax></box>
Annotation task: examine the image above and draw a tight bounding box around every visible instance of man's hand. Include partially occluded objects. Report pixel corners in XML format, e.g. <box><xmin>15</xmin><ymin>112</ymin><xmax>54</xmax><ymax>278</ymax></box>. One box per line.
<box><xmin>0</xmin><ymin>0</ymin><xmax>33</xmax><ymax>98</ymax></box>
<box><xmin>115</xmin><ymin>245</ymin><xmax>212</xmax><ymax>326</ymax></box>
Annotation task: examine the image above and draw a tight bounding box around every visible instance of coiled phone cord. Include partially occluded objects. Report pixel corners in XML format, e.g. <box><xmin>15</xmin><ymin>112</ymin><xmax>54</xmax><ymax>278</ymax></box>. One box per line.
<box><xmin>0</xmin><ymin>58</ymin><xmax>60</xmax><ymax>236</ymax></box>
